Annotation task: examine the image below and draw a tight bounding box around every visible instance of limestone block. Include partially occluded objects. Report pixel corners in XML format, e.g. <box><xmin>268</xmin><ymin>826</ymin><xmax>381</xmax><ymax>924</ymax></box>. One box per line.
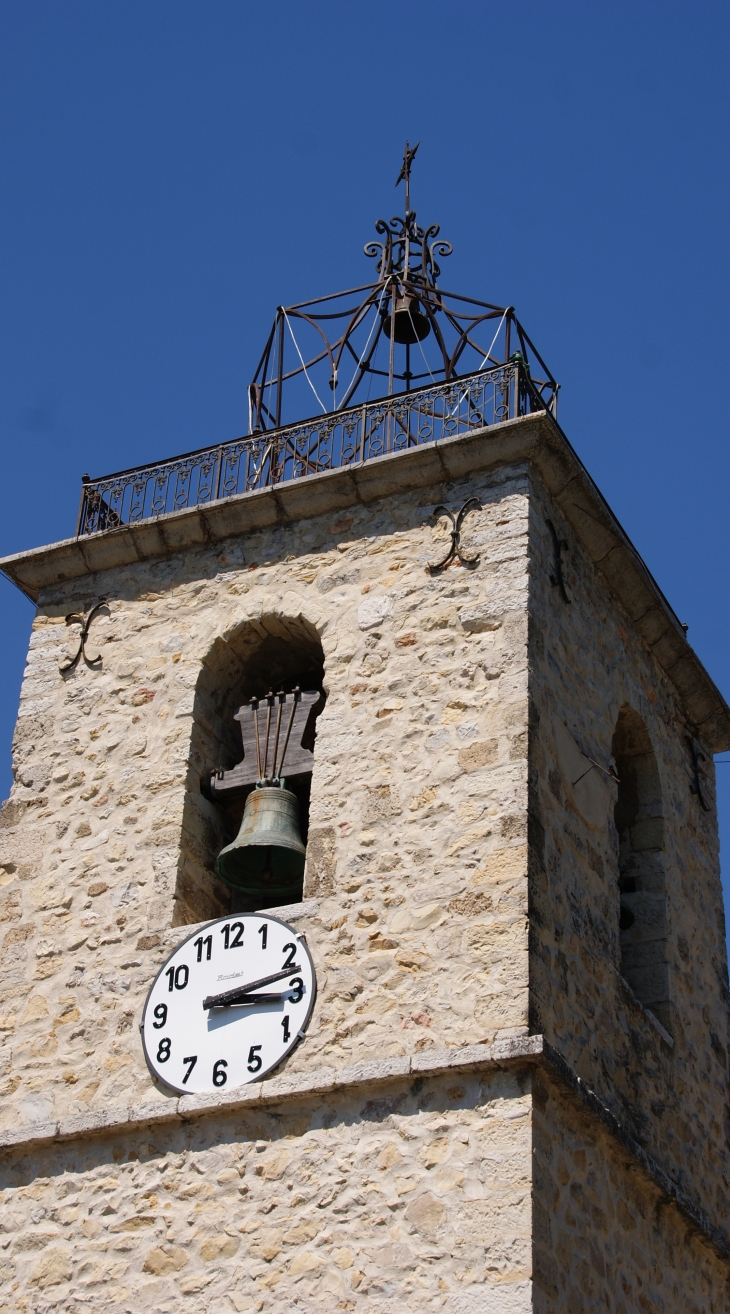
<box><xmin>142</xmin><ymin>1244</ymin><xmax>188</xmax><ymax>1275</ymax></box>
<box><xmin>458</xmin><ymin>602</ymin><xmax>508</xmax><ymax>633</ymax></box>
<box><xmin>357</xmin><ymin>595</ymin><xmax>393</xmax><ymax>630</ymax></box>
<box><xmin>304</xmin><ymin>827</ymin><xmax>336</xmax><ymax>896</ymax></box>
<box><xmin>29</xmin><ymin>1247</ymin><xmax>73</xmax><ymax>1288</ymax></box>
<box><xmin>388</xmin><ymin>902</ymin><xmax>443</xmax><ymax>934</ymax></box>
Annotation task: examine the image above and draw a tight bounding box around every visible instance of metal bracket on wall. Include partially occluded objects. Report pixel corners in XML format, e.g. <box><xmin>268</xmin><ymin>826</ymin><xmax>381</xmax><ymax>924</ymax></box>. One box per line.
<box><xmin>547</xmin><ymin>519</ymin><xmax>570</xmax><ymax>604</ymax></box>
<box><xmin>572</xmin><ymin>750</ymin><xmax>620</xmax><ymax>788</ymax></box>
<box><xmin>427</xmin><ymin>497</ymin><xmax>481</xmax><ymax>573</ymax></box>
<box><xmin>687</xmin><ymin>735</ymin><xmax>710</xmax><ymax>811</ymax></box>
<box><xmin>59</xmin><ymin>598</ymin><xmax>109</xmax><ymax>674</ymax></box>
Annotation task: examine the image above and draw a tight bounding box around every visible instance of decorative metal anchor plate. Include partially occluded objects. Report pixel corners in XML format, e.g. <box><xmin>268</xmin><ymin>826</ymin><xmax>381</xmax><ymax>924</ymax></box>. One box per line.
<box><xmin>547</xmin><ymin>520</ymin><xmax>570</xmax><ymax>603</ymax></box>
<box><xmin>572</xmin><ymin>750</ymin><xmax>619</xmax><ymax>788</ymax></box>
<box><xmin>428</xmin><ymin>497</ymin><xmax>481</xmax><ymax>573</ymax></box>
<box><xmin>59</xmin><ymin>599</ymin><xmax>109</xmax><ymax>673</ymax></box>
<box><xmin>209</xmin><ymin>688</ymin><xmax>320</xmax><ymax>799</ymax></box>
<box><xmin>687</xmin><ymin>736</ymin><xmax>710</xmax><ymax>811</ymax></box>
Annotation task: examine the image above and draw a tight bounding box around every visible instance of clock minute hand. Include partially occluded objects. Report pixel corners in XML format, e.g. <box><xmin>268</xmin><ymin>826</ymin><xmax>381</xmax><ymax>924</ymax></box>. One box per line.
<box><xmin>203</xmin><ymin>965</ymin><xmax>302</xmax><ymax>1010</ymax></box>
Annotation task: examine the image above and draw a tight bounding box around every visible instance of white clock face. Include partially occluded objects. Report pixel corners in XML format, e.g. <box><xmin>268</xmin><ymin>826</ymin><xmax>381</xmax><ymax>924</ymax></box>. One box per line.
<box><xmin>141</xmin><ymin>913</ymin><xmax>316</xmax><ymax>1095</ymax></box>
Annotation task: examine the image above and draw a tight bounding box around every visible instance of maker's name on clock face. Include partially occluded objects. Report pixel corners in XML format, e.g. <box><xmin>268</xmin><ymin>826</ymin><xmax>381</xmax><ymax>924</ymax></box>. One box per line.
<box><xmin>141</xmin><ymin>913</ymin><xmax>317</xmax><ymax>1095</ymax></box>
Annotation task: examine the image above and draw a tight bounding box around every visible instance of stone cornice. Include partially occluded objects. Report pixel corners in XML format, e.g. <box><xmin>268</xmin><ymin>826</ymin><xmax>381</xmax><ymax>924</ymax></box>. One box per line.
<box><xmin>540</xmin><ymin>1041</ymin><xmax>730</xmax><ymax>1266</ymax></box>
<box><xmin>1</xmin><ymin>411</ymin><xmax>728</xmax><ymax>749</ymax></box>
<box><xmin>0</xmin><ymin>1035</ymin><xmax>542</xmax><ymax>1155</ymax></box>
<box><xmin>1</xmin><ymin>1033</ymin><xmax>727</xmax><ymax>1265</ymax></box>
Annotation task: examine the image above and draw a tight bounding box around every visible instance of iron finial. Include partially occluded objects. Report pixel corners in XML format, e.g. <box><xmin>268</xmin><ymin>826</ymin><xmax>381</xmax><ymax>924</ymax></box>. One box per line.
<box><xmin>396</xmin><ymin>140</ymin><xmax>420</xmax><ymax>213</ymax></box>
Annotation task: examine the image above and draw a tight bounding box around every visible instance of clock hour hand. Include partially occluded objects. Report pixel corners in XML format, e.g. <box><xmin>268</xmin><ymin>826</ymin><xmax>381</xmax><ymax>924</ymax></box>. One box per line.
<box><xmin>203</xmin><ymin>965</ymin><xmax>302</xmax><ymax>1010</ymax></box>
<box><xmin>204</xmin><ymin>990</ymin><xmax>287</xmax><ymax>1009</ymax></box>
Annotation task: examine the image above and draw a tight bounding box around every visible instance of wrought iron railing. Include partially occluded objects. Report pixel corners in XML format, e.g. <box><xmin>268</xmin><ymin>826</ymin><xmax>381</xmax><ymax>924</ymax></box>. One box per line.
<box><xmin>77</xmin><ymin>363</ymin><xmax>551</xmax><ymax>536</ymax></box>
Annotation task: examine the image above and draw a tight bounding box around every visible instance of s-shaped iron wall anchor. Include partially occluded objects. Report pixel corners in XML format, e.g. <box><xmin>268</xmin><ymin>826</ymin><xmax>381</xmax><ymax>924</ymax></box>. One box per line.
<box><xmin>59</xmin><ymin>598</ymin><xmax>109</xmax><ymax>674</ymax></box>
<box><xmin>428</xmin><ymin>497</ymin><xmax>481</xmax><ymax>573</ymax></box>
<box><xmin>547</xmin><ymin>519</ymin><xmax>570</xmax><ymax>604</ymax></box>
<box><xmin>687</xmin><ymin>735</ymin><xmax>710</xmax><ymax>812</ymax></box>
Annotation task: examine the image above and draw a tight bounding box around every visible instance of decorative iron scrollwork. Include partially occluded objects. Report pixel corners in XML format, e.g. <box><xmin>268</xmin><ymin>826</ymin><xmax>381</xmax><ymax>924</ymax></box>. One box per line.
<box><xmin>243</xmin><ymin>145</ymin><xmax>558</xmax><ymax>434</ymax></box>
<box><xmin>77</xmin><ymin>367</ymin><xmax>527</xmax><ymax>535</ymax></box>
<box><xmin>77</xmin><ymin>148</ymin><xmax>560</xmax><ymax>536</ymax></box>
<box><xmin>428</xmin><ymin>497</ymin><xmax>481</xmax><ymax>573</ymax></box>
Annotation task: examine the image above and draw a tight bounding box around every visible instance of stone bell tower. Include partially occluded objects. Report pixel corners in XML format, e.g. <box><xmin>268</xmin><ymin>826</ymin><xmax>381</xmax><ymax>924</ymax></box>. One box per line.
<box><xmin>0</xmin><ymin>153</ymin><xmax>728</xmax><ymax>1312</ymax></box>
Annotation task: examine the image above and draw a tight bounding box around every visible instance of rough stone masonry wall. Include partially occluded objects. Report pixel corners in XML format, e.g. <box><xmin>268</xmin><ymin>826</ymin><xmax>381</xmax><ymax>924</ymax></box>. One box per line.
<box><xmin>527</xmin><ymin>473</ymin><xmax>730</xmax><ymax>1234</ymax></box>
<box><xmin>0</xmin><ymin>1066</ymin><xmax>534</xmax><ymax>1314</ymax></box>
<box><xmin>531</xmin><ymin>1069</ymin><xmax>729</xmax><ymax>1314</ymax></box>
<box><xmin>0</xmin><ymin>464</ymin><xmax>529</xmax><ymax>1130</ymax></box>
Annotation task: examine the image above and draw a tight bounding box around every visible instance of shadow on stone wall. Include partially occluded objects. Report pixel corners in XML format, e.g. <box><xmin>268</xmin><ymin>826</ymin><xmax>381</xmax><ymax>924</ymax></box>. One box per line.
<box><xmin>612</xmin><ymin>704</ymin><xmax>670</xmax><ymax>1035</ymax></box>
<box><xmin>531</xmin><ymin>1069</ymin><xmax>725</xmax><ymax>1311</ymax></box>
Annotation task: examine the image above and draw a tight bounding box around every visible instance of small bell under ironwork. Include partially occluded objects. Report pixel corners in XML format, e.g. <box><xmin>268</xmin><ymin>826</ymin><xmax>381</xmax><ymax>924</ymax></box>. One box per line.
<box><xmin>382</xmin><ymin>293</ymin><xmax>431</xmax><ymax>344</ymax></box>
<box><xmin>215</xmin><ymin>780</ymin><xmax>306</xmax><ymax>907</ymax></box>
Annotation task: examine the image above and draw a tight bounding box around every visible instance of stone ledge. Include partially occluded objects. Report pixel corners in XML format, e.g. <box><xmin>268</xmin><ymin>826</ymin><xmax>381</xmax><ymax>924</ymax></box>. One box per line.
<box><xmin>2</xmin><ymin>1032</ymin><xmax>728</xmax><ymax>1266</ymax></box>
<box><xmin>411</xmin><ymin>1035</ymin><xmax>541</xmax><ymax>1072</ymax></box>
<box><xmin>0</xmin><ymin>1119</ymin><xmax>58</xmax><ymax>1150</ymax></box>
<box><xmin>0</xmin><ymin>1034</ymin><xmax>544</xmax><ymax>1154</ymax></box>
<box><xmin>1</xmin><ymin>411</ymin><xmax>727</xmax><ymax>750</ymax></box>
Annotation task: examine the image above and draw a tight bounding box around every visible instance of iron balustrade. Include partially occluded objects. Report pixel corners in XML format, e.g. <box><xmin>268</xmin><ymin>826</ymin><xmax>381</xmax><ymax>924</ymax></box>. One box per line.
<box><xmin>77</xmin><ymin>363</ymin><xmax>551</xmax><ymax>537</ymax></box>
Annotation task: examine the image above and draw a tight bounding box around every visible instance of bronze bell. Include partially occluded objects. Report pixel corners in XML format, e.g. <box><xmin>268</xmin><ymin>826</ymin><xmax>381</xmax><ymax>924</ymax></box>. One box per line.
<box><xmin>382</xmin><ymin>294</ymin><xmax>431</xmax><ymax>345</ymax></box>
<box><xmin>215</xmin><ymin>781</ymin><xmax>306</xmax><ymax>907</ymax></box>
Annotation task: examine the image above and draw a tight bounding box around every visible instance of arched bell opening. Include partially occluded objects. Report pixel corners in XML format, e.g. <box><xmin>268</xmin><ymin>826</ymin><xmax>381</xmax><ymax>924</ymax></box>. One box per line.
<box><xmin>611</xmin><ymin>705</ymin><xmax>671</xmax><ymax>1033</ymax></box>
<box><xmin>173</xmin><ymin>615</ymin><xmax>325</xmax><ymax>927</ymax></box>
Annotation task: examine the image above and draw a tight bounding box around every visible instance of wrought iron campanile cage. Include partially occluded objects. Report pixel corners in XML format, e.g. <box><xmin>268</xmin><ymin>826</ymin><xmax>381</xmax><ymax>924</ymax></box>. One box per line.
<box><xmin>77</xmin><ymin>144</ymin><xmax>559</xmax><ymax>537</ymax></box>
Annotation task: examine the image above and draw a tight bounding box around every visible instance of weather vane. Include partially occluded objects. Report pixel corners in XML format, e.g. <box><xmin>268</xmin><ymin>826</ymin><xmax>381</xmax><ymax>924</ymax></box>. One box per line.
<box><xmin>396</xmin><ymin>140</ymin><xmax>420</xmax><ymax>214</ymax></box>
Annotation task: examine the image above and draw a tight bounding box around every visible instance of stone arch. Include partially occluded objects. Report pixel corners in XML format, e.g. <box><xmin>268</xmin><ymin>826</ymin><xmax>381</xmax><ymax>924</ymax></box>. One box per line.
<box><xmin>611</xmin><ymin>705</ymin><xmax>671</xmax><ymax>1033</ymax></box>
<box><xmin>173</xmin><ymin>613</ymin><xmax>325</xmax><ymax>927</ymax></box>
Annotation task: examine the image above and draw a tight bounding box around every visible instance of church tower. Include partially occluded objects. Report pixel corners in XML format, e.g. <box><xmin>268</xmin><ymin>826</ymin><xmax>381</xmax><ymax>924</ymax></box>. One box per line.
<box><xmin>0</xmin><ymin>151</ymin><xmax>728</xmax><ymax>1312</ymax></box>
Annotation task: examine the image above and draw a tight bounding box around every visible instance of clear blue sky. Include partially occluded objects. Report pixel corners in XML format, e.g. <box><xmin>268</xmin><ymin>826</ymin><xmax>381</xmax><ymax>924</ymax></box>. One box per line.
<box><xmin>1</xmin><ymin>2</ymin><xmax>729</xmax><ymax>932</ymax></box>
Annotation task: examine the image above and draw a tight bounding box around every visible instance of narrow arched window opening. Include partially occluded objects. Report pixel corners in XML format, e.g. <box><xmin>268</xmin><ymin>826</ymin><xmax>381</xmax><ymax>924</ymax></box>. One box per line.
<box><xmin>174</xmin><ymin>618</ymin><xmax>324</xmax><ymax>927</ymax></box>
<box><xmin>612</xmin><ymin>706</ymin><xmax>671</xmax><ymax>1034</ymax></box>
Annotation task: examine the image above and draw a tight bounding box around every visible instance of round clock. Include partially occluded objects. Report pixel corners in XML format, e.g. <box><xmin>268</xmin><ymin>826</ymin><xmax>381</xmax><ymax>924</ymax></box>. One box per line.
<box><xmin>140</xmin><ymin>912</ymin><xmax>317</xmax><ymax>1095</ymax></box>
